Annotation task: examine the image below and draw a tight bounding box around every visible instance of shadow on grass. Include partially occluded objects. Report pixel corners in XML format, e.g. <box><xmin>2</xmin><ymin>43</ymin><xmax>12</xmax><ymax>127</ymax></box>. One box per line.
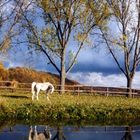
<box><xmin>0</xmin><ymin>95</ymin><xmax>29</xmax><ymax>99</ymax></box>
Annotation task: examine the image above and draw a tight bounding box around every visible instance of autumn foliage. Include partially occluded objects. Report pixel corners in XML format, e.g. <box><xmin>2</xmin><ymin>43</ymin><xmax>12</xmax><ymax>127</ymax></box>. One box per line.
<box><xmin>0</xmin><ymin>63</ymin><xmax>9</xmax><ymax>81</ymax></box>
<box><xmin>0</xmin><ymin>63</ymin><xmax>77</xmax><ymax>85</ymax></box>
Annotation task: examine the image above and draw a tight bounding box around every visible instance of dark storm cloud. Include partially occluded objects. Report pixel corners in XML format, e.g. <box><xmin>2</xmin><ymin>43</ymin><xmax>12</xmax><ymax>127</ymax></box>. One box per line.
<box><xmin>71</xmin><ymin>61</ymin><xmax>121</xmax><ymax>74</ymax></box>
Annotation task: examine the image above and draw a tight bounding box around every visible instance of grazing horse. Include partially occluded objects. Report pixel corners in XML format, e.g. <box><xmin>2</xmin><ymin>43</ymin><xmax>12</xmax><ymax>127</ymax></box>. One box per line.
<box><xmin>28</xmin><ymin>126</ymin><xmax>51</xmax><ymax>140</ymax></box>
<box><xmin>31</xmin><ymin>82</ymin><xmax>54</xmax><ymax>101</ymax></box>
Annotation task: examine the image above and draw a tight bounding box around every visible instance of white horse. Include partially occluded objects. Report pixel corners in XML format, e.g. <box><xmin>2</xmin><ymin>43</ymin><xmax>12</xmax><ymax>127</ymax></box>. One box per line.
<box><xmin>31</xmin><ymin>82</ymin><xmax>54</xmax><ymax>101</ymax></box>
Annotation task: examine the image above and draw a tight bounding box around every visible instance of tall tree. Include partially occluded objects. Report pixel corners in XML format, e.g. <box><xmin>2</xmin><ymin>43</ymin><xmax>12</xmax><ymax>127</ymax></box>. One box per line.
<box><xmin>101</xmin><ymin>0</ymin><xmax>140</xmax><ymax>97</ymax></box>
<box><xmin>23</xmin><ymin>0</ymin><xmax>109</xmax><ymax>93</ymax></box>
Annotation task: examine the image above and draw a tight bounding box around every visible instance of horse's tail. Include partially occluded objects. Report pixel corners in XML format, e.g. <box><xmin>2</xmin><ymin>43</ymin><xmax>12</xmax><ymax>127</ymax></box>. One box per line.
<box><xmin>31</xmin><ymin>82</ymin><xmax>36</xmax><ymax>93</ymax></box>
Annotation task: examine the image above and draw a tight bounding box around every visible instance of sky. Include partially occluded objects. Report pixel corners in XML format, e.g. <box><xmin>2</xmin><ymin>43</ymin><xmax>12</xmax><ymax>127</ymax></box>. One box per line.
<box><xmin>1</xmin><ymin>43</ymin><xmax>140</xmax><ymax>90</ymax></box>
<box><xmin>1</xmin><ymin>0</ymin><xmax>140</xmax><ymax>89</ymax></box>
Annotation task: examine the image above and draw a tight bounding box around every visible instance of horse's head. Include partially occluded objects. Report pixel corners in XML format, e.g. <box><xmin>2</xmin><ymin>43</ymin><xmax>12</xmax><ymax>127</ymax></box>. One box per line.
<box><xmin>46</xmin><ymin>84</ymin><xmax>54</xmax><ymax>94</ymax></box>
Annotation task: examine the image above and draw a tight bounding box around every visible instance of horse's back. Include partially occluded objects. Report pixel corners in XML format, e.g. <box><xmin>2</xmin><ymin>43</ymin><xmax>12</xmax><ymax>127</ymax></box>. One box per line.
<box><xmin>32</xmin><ymin>82</ymin><xmax>54</xmax><ymax>93</ymax></box>
<box><xmin>44</xmin><ymin>82</ymin><xmax>54</xmax><ymax>87</ymax></box>
<box><xmin>41</xmin><ymin>82</ymin><xmax>54</xmax><ymax>93</ymax></box>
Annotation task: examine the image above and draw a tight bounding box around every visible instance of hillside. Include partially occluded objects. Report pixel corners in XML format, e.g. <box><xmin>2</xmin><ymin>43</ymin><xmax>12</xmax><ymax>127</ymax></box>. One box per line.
<box><xmin>0</xmin><ymin>64</ymin><xmax>78</xmax><ymax>85</ymax></box>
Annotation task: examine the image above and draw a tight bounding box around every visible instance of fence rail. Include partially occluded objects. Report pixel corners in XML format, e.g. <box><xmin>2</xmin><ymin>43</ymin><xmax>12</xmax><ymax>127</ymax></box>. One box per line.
<box><xmin>0</xmin><ymin>81</ymin><xmax>139</xmax><ymax>97</ymax></box>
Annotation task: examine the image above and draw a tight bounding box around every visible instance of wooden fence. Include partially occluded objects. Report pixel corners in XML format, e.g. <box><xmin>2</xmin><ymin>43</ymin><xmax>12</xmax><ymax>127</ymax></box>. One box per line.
<box><xmin>0</xmin><ymin>81</ymin><xmax>139</xmax><ymax>97</ymax></box>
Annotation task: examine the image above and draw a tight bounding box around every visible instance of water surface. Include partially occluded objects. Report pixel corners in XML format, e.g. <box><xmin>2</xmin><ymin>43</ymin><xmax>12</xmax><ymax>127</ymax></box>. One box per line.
<box><xmin>0</xmin><ymin>124</ymin><xmax>140</xmax><ymax>140</ymax></box>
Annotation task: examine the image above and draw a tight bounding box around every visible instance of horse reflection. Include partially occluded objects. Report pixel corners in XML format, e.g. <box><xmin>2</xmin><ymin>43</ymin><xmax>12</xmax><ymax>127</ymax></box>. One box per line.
<box><xmin>28</xmin><ymin>126</ymin><xmax>51</xmax><ymax>140</ymax></box>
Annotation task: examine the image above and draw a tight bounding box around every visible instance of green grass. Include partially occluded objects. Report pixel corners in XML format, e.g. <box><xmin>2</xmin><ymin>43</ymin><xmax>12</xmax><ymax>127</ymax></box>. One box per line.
<box><xmin>0</xmin><ymin>90</ymin><xmax>140</xmax><ymax>125</ymax></box>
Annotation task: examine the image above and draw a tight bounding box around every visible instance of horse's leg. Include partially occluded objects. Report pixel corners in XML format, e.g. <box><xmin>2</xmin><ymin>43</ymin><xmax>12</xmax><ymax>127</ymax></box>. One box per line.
<box><xmin>28</xmin><ymin>126</ymin><xmax>33</xmax><ymax>140</ymax></box>
<box><xmin>31</xmin><ymin>83</ymin><xmax>37</xmax><ymax>100</ymax></box>
<box><xmin>34</xmin><ymin>126</ymin><xmax>38</xmax><ymax>139</ymax></box>
<box><xmin>46</xmin><ymin>94</ymin><xmax>51</xmax><ymax>103</ymax></box>
<box><xmin>36</xmin><ymin>89</ymin><xmax>40</xmax><ymax>100</ymax></box>
<box><xmin>32</xmin><ymin>91</ymin><xmax>35</xmax><ymax>100</ymax></box>
<box><xmin>47</xmin><ymin>95</ymin><xmax>50</xmax><ymax>101</ymax></box>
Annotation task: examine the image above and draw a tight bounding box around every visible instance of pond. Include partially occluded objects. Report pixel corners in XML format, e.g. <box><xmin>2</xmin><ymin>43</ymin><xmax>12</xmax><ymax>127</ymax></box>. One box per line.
<box><xmin>0</xmin><ymin>123</ymin><xmax>140</xmax><ymax>140</ymax></box>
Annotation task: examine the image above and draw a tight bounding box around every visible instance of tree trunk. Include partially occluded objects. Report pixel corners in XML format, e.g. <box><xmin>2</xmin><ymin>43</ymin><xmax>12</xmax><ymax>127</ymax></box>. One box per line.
<box><xmin>60</xmin><ymin>49</ymin><xmax>66</xmax><ymax>94</ymax></box>
<box><xmin>126</xmin><ymin>77</ymin><xmax>132</xmax><ymax>98</ymax></box>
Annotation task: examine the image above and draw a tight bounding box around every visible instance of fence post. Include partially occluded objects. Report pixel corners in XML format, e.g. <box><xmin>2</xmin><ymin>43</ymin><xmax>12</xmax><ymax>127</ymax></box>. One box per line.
<box><xmin>11</xmin><ymin>80</ymin><xmax>18</xmax><ymax>92</ymax></box>
<box><xmin>77</xmin><ymin>86</ymin><xmax>80</xmax><ymax>96</ymax></box>
<box><xmin>90</xmin><ymin>87</ymin><xmax>92</xmax><ymax>95</ymax></box>
<box><xmin>73</xmin><ymin>86</ymin><xmax>75</xmax><ymax>95</ymax></box>
<box><xmin>106</xmin><ymin>87</ymin><xmax>109</xmax><ymax>96</ymax></box>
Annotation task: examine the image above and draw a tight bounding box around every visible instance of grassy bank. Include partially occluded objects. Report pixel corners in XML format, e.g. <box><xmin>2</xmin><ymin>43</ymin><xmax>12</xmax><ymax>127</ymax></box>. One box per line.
<box><xmin>0</xmin><ymin>91</ymin><xmax>140</xmax><ymax>124</ymax></box>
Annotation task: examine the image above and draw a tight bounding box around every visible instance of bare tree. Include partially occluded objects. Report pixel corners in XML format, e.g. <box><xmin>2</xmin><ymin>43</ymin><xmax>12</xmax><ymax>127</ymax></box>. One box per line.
<box><xmin>101</xmin><ymin>0</ymin><xmax>140</xmax><ymax>97</ymax></box>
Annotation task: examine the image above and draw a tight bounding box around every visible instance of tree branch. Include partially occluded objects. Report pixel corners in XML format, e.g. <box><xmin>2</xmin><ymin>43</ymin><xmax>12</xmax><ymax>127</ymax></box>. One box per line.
<box><xmin>100</xmin><ymin>29</ymin><xmax>127</xmax><ymax>77</ymax></box>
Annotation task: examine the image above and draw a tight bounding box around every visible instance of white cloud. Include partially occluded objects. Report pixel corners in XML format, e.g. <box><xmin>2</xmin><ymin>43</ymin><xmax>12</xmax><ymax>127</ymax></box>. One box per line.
<box><xmin>68</xmin><ymin>71</ymin><xmax>140</xmax><ymax>89</ymax></box>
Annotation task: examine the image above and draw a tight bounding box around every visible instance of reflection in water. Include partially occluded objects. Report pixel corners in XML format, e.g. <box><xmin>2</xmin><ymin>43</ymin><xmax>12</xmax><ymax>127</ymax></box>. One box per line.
<box><xmin>28</xmin><ymin>126</ymin><xmax>67</xmax><ymax>140</ymax></box>
<box><xmin>121</xmin><ymin>127</ymin><xmax>133</xmax><ymax>140</ymax></box>
<box><xmin>0</xmin><ymin>124</ymin><xmax>140</xmax><ymax>140</ymax></box>
<box><xmin>28</xmin><ymin>126</ymin><xmax>51</xmax><ymax>140</ymax></box>
<box><xmin>52</xmin><ymin>126</ymin><xmax>66</xmax><ymax>140</ymax></box>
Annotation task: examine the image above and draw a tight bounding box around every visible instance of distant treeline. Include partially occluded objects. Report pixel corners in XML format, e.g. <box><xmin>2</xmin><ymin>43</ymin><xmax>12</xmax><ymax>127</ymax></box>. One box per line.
<box><xmin>0</xmin><ymin>63</ymin><xmax>78</xmax><ymax>85</ymax></box>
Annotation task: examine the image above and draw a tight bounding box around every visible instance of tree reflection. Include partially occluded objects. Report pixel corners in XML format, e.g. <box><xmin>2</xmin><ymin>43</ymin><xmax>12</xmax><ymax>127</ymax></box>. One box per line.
<box><xmin>52</xmin><ymin>126</ymin><xmax>66</xmax><ymax>140</ymax></box>
<box><xmin>121</xmin><ymin>127</ymin><xmax>133</xmax><ymax>140</ymax></box>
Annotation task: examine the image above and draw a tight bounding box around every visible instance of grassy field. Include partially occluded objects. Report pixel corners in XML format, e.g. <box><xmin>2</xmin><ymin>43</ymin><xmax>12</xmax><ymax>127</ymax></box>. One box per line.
<box><xmin>0</xmin><ymin>90</ymin><xmax>140</xmax><ymax>125</ymax></box>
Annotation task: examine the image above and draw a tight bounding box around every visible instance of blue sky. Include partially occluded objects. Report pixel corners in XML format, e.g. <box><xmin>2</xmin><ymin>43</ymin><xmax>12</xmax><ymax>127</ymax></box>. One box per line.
<box><xmin>1</xmin><ymin>43</ymin><xmax>140</xmax><ymax>89</ymax></box>
<box><xmin>1</xmin><ymin>0</ymin><xmax>140</xmax><ymax>89</ymax></box>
